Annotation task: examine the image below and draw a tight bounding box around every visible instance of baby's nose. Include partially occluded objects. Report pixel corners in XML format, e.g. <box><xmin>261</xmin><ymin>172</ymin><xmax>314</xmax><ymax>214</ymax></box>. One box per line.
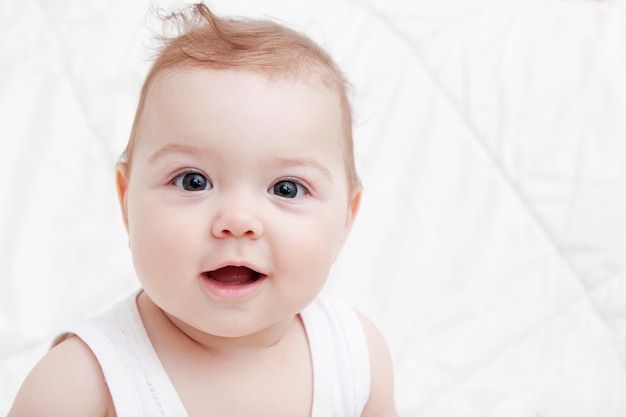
<box><xmin>211</xmin><ymin>203</ymin><xmax>263</xmax><ymax>239</ymax></box>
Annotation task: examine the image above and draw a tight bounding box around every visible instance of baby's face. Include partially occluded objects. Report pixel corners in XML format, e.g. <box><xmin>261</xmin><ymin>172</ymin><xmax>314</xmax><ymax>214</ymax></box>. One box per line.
<box><xmin>117</xmin><ymin>68</ymin><xmax>359</xmax><ymax>339</ymax></box>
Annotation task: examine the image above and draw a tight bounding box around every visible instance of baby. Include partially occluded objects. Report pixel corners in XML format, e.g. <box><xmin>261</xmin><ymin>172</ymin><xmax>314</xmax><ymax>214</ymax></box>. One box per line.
<box><xmin>9</xmin><ymin>4</ymin><xmax>397</xmax><ymax>417</ymax></box>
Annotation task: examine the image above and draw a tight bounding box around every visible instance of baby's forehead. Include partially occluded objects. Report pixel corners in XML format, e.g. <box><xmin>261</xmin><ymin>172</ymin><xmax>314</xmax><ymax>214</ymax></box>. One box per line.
<box><xmin>140</xmin><ymin>66</ymin><xmax>347</xmax><ymax>127</ymax></box>
<box><xmin>139</xmin><ymin>67</ymin><xmax>346</xmax><ymax>137</ymax></box>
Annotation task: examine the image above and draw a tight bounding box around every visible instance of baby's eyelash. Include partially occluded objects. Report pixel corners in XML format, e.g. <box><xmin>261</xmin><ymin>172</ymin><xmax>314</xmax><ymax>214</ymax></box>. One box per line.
<box><xmin>169</xmin><ymin>169</ymin><xmax>195</xmax><ymax>182</ymax></box>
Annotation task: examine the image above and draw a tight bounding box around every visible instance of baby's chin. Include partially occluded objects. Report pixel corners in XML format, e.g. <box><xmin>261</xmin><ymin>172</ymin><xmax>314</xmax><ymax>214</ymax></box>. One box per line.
<box><xmin>163</xmin><ymin>305</ymin><xmax>301</xmax><ymax>350</ymax></box>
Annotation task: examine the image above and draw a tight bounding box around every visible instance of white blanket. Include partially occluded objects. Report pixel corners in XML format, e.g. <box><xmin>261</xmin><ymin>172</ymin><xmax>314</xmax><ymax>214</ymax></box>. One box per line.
<box><xmin>2</xmin><ymin>0</ymin><xmax>625</xmax><ymax>416</ymax></box>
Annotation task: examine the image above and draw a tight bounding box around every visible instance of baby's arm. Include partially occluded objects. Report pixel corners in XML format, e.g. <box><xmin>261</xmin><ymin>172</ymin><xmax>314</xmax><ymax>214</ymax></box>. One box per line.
<box><xmin>358</xmin><ymin>313</ymin><xmax>399</xmax><ymax>417</ymax></box>
<box><xmin>8</xmin><ymin>336</ymin><xmax>114</xmax><ymax>417</ymax></box>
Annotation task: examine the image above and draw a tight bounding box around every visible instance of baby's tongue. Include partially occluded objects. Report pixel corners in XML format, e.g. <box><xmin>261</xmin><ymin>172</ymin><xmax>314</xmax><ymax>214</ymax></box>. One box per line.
<box><xmin>207</xmin><ymin>266</ymin><xmax>257</xmax><ymax>285</ymax></box>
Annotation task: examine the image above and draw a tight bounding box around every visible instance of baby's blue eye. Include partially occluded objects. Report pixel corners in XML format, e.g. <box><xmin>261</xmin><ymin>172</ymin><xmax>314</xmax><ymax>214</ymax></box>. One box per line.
<box><xmin>272</xmin><ymin>180</ymin><xmax>305</xmax><ymax>198</ymax></box>
<box><xmin>173</xmin><ymin>172</ymin><xmax>211</xmax><ymax>192</ymax></box>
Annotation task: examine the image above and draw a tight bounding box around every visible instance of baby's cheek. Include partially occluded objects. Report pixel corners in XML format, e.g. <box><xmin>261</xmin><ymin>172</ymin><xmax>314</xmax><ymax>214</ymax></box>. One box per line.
<box><xmin>129</xmin><ymin>215</ymin><xmax>183</xmax><ymax>274</ymax></box>
<box><xmin>291</xmin><ymin>227</ymin><xmax>338</xmax><ymax>278</ymax></box>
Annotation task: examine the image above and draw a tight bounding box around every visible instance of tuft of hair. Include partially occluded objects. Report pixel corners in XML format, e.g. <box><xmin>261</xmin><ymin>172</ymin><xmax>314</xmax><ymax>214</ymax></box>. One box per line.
<box><xmin>154</xmin><ymin>4</ymin><xmax>338</xmax><ymax>81</ymax></box>
<box><xmin>122</xmin><ymin>3</ymin><xmax>358</xmax><ymax>188</ymax></box>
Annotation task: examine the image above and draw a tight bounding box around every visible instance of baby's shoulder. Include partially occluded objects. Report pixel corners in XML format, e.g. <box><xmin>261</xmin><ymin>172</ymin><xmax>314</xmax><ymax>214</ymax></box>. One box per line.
<box><xmin>8</xmin><ymin>335</ymin><xmax>115</xmax><ymax>417</ymax></box>
<box><xmin>353</xmin><ymin>312</ymin><xmax>398</xmax><ymax>417</ymax></box>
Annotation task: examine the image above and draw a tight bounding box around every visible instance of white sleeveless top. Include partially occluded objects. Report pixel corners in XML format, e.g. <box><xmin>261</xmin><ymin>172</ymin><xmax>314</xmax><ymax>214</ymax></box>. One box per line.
<box><xmin>54</xmin><ymin>292</ymin><xmax>370</xmax><ymax>416</ymax></box>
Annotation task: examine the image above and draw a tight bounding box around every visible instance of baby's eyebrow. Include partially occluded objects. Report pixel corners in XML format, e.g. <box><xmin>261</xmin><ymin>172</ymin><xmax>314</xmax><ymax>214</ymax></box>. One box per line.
<box><xmin>273</xmin><ymin>157</ymin><xmax>332</xmax><ymax>180</ymax></box>
<box><xmin>148</xmin><ymin>144</ymin><xmax>333</xmax><ymax>180</ymax></box>
<box><xmin>148</xmin><ymin>143</ymin><xmax>209</xmax><ymax>163</ymax></box>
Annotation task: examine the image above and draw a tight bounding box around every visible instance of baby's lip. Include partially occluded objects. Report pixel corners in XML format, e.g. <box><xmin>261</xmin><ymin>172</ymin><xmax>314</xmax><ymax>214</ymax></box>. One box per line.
<box><xmin>204</xmin><ymin>266</ymin><xmax>262</xmax><ymax>285</ymax></box>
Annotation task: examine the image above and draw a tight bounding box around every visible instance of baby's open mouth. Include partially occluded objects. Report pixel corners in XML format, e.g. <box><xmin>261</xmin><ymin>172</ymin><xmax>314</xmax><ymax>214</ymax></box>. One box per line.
<box><xmin>204</xmin><ymin>266</ymin><xmax>261</xmax><ymax>285</ymax></box>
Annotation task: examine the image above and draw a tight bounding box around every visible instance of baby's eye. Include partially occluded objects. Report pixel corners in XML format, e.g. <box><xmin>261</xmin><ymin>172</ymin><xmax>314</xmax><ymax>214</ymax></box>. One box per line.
<box><xmin>172</xmin><ymin>172</ymin><xmax>211</xmax><ymax>192</ymax></box>
<box><xmin>271</xmin><ymin>180</ymin><xmax>307</xmax><ymax>199</ymax></box>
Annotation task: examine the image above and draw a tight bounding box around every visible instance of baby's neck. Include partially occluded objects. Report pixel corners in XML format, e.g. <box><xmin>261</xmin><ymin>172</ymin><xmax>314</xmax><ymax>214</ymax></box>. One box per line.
<box><xmin>136</xmin><ymin>291</ymin><xmax>302</xmax><ymax>359</ymax></box>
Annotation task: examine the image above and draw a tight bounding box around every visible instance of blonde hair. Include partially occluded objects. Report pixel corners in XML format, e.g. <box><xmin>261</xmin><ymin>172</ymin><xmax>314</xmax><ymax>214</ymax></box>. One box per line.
<box><xmin>122</xmin><ymin>3</ymin><xmax>359</xmax><ymax>188</ymax></box>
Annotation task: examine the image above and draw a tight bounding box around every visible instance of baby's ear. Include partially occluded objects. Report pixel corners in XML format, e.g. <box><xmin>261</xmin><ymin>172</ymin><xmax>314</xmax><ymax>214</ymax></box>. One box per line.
<box><xmin>340</xmin><ymin>186</ymin><xmax>362</xmax><ymax>247</ymax></box>
<box><xmin>115</xmin><ymin>162</ymin><xmax>130</xmax><ymax>233</ymax></box>
<box><xmin>348</xmin><ymin>186</ymin><xmax>362</xmax><ymax>224</ymax></box>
